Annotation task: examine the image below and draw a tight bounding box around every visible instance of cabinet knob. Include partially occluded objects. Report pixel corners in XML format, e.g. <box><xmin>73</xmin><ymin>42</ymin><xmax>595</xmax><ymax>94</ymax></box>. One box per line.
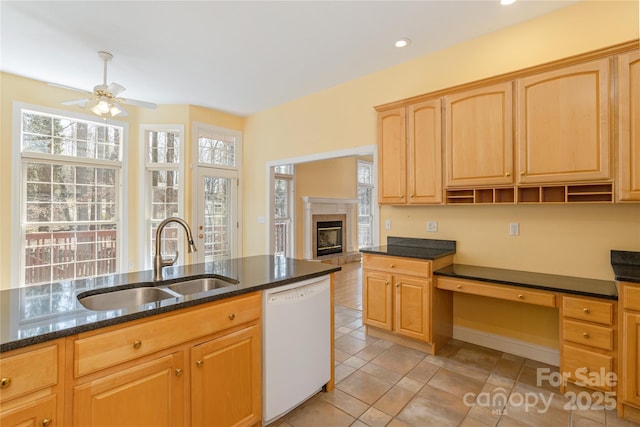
<box><xmin>583</xmin><ymin>308</ymin><xmax>590</xmax><ymax>314</ymax></box>
<box><xmin>385</xmin><ymin>281</ymin><xmax>390</xmax><ymax>286</ymax></box>
<box><xmin>42</xmin><ymin>419</ymin><xmax>52</xmax><ymax>427</ymax></box>
<box><xmin>389</xmin><ymin>264</ymin><xmax>395</xmax><ymax>268</ymax></box>
<box><xmin>582</xmin><ymin>332</ymin><xmax>590</xmax><ymax>338</ymax></box>
<box><xmin>175</xmin><ymin>368</ymin><xmax>183</xmax><ymax>377</ymax></box>
<box><xmin>0</xmin><ymin>377</ymin><xmax>11</xmax><ymax>389</ymax></box>
<box><xmin>396</xmin><ymin>284</ymin><xmax>400</xmax><ymax>288</ymax></box>
<box><xmin>410</xmin><ymin>194</ymin><xmax>415</xmax><ymax>198</ymax></box>
<box><xmin>228</xmin><ymin>313</ymin><xmax>236</xmax><ymax>320</ymax></box>
<box><xmin>520</xmin><ymin>171</ymin><xmax>525</xmax><ymax>176</ymax></box>
<box><xmin>505</xmin><ymin>172</ymin><xmax>511</xmax><ymax>177</ymax></box>
<box><xmin>456</xmin><ymin>285</ymin><xmax>462</xmax><ymax>289</ymax></box>
<box><xmin>133</xmin><ymin>340</ymin><xmax>142</xmax><ymax>350</ymax></box>
<box><xmin>518</xmin><ymin>294</ymin><xmax>525</xmax><ymax>299</ymax></box>
<box><xmin>198</xmin><ymin>234</ymin><xmax>204</xmax><ymax>239</ymax></box>
<box><xmin>196</xmin><ymin>360</ymin><xmax>203</xmax><ymax>368</ymax></box>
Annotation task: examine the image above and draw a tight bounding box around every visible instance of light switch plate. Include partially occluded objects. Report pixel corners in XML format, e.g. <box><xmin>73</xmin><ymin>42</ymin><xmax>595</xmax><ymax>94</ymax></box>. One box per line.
<box><xmin>509</xmin><ymin>223</ymin><xmax>520</xmax><ymax>236</ymax></box>
<box><xmin>385</xmin><ymin>219</ymin><xmax>391</xmax><ymax>230</ymax></box>
<box><xmin>427</xmin><ymin>221</ymin><xmax>438</xmax><ymax>232</ymax></box>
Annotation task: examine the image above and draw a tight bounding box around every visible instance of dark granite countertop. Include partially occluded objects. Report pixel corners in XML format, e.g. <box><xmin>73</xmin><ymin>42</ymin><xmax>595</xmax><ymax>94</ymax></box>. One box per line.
<box><xmin>0</xmin><ymin>255</ymin><xmax>340</xmax><ymax>353</ymax></box>
<box><xmin>434</xmin><ymin>264</ymin><xmax>617</xmax><ymax>300</ymax></box>
<box><xmin>611</xmin><ymin>250</ymin><xmax>640</xmax><ymax>284</ymax></box>
<box><xmin>360</xmin><ymin>237</ymin><xmax>456</xmax><ymax>260</ymax></box>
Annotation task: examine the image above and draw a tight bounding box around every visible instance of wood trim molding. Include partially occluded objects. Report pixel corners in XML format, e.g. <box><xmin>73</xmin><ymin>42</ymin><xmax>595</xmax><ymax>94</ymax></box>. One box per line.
<box><xmin>375</xmin><ymin>39</ymin><xmax>639</xmax><ymax>112</ymax></box>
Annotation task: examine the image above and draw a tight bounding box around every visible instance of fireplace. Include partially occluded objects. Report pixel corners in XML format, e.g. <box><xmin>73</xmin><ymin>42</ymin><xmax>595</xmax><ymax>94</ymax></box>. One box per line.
<box><xmin>301</xmin><ymin>196</ymin><xmax>358</xmax><ymax>261</ymax></box>
<box><xmin>316</xmin><ymin>221</ymin><xmax>343</xmax><ymax>257</ymax></box>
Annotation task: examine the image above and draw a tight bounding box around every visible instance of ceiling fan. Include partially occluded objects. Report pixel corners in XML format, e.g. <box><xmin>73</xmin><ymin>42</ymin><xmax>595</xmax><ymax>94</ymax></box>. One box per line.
<box><xmin>56</xmin><ymin>51</ymin><xmax>157</xmax><ymax>118</ymax></box>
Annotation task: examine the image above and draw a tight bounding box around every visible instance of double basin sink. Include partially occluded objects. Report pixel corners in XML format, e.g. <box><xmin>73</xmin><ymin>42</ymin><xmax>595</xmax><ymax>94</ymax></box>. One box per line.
<box><xmin>78</xmin><ymin>277</ymin><xmax>238</xmax><ymax>311</ymax></box>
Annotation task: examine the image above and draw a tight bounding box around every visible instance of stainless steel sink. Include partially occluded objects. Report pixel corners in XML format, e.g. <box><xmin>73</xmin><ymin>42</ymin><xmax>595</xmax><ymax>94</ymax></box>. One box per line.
<box><xmin>167</xmin><ymin>277</ymin><xmax>236</xmax><ymax>295</ymax></box>
<box><xmin>78</xmin><ymin>287</ymin><xmax>177</xmax><ymax>311</ymax></box>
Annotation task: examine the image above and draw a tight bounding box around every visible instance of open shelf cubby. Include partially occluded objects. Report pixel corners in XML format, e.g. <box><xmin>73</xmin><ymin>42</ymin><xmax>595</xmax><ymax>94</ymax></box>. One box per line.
<box><xmin>446</xmin><ymin>182</ymin><xmax>614</xmax><ymax>205</ymax></box>
<box><xmin>446</xmin><ymin>187</ymin><xmax>515</xmax><ymax>205</ymax></box>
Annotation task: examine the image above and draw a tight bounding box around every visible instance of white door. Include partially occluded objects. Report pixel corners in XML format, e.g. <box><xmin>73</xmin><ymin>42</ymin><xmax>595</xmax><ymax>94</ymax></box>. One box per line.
<box><xmin>193</xmin><ymin>167</ymin><xmax>238</xmax><ymax>263</ymax></box>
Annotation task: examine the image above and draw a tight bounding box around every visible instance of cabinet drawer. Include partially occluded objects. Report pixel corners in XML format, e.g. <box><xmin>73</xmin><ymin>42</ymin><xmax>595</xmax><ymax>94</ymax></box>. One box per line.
<box><xmin>363</xmin><ymin>254</ymin><xmax>431</xmax><ymax>276</ymax></box>
<box><xmin>0</xmin><ymin>344</ymin><xmax>58</xmax><ymax>402</ymax></box>
<box><xmin>622</xmin><ymin>284</ymin><xmax>640</xmax><ymax>311</ymax></box>
<box><xmin>74</xmin><ymin>292</ymin><xmax>261</xmax><ymax>377</ymax></box>
<box><xmin>562</xmin><ymin>345</ymin><xmax>615</xmax><ymax>391</ymax></box>
<box><xmin>562</xmin><ymin>319</ymin><xmax>614</xmax><ymax>351</ymax></box>
<box><xmin>436</xmin><ymin>277</ymin><xmax>556</xmax><ymax>307</ymax></box>
<box><xmin>562</xmin><ymin>296</ymin><xmax>614</xmax><ymax>325</ymax></box>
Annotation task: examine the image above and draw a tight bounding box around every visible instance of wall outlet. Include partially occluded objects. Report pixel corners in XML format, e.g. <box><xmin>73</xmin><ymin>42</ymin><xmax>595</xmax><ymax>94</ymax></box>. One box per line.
<box><xmin>385</xmin><ymin>219</ymin><xmax>391</xmax><ymax>230</ymax></box>
<box><xmin>427</xmin><ymin>221</ymin><xmax>438</xmax><ymax>232</ymax></box>
<box><xmin>509</xmin><ymin>223</ymin><xmax>520</xmax><ymax>236</ymax></box>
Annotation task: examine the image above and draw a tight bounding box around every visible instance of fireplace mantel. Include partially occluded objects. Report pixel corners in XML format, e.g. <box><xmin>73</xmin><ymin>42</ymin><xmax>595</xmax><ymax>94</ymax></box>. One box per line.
<box><xmin>302</xmin><ymin>197</ymin><xmax>358</xmax><ymax>260</ymax></box>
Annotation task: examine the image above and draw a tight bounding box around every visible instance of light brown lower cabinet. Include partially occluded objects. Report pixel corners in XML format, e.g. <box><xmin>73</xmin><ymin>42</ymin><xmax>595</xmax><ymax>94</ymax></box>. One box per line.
<box><xmin>0</xmin><ymin>340</ymin><xmax>64</xmax><ymax>427</ymax></box>
<box><xmin>362</xmin><ymin>254</ymin><xmax>453</xmax><ymax>352</ymax></box>
<box><xmin>619</xmin><ymin>282</ymin><xmax>640</xmax><ymax>420</ymax></box>
<box><xmin>73</xmin><ymin>352</ymin><xmax>186</xmax><ymax>427</ymax></box>
<box><xmin>191</xmin><ymin>322</ymin><xmax>262</xmax><ymax>427</ymax></box>
<box><xmin>70</xmin><ymin>292</ymin><xmax>262</xmax><ymax>427</ymax></box>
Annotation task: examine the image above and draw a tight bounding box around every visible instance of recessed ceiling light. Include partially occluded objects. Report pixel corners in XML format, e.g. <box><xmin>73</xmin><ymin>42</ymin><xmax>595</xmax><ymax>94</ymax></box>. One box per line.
<box><xmin>500</xmin><ymin>0</ymin><xmax>517</xmax><ymax>5</ymax></box>
<box><xmin>395</xmin><ymin>38</ymin><xmax>411</xmax><ymax>48</ymax></box>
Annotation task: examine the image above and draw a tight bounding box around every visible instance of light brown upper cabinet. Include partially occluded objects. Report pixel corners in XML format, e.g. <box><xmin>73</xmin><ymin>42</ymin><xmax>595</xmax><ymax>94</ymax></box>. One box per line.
<box><xmin>378</xmin><ymin>107</ymin><xmax>407</xmax><ymax>204</ymax></box>
<box><xmin>617</xmin><ymin>50</ymin><xmax>640</xmax><ymax>201</ymax></box>
<box><xmin>407</xmin><ymin>99</ymin><xmax>442</xmax><ymax>204</ymax></box>
<box><xmin>377</xmin><ymin>99</ymin><xmax>442</xmax><ymax>205</ymax></box>
<box><xmin>516</xmin><ymin>58</ymin><xmax>611</xmax><ymax>184</ymax></box>
<box><xmin>444</xmin><ymin>82</ymin><xmax>514</xmax><ymax>187</ymax></box>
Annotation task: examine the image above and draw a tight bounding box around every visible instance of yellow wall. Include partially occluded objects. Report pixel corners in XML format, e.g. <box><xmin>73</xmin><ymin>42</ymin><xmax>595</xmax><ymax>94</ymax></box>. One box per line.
<box><xmin>0</xmin><ymin>74</ymin><xmax>243</xmax><ymax>289</ymax></box>
<box><xmin>294</xmin><ymin>157</ymin><xmax>358</xmax><ymax>258</ymax></box>
<box><xmin>242</xmin><ymin>1</ymin><xmax>640</xmax><ymax>347</ymax></box>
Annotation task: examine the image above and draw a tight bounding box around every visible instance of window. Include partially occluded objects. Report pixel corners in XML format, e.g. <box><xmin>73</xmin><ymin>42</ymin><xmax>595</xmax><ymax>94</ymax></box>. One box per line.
<box><xmin>357</xmin><ymin>160</ymin><xmax>374</xmax><ymax>248</ymax></box>
<box><xmin>142</xmin><ymin>125</ymin><xmax>184</xmax><ymax>268</ymax></box>
<box><xmin>16</xmin><ymin>107</ymin><xmax>125</xmax><ymax>287</ymax></box>
<box><xmin>273</xmin><ymin>165</ymin><xmax>294</xmax><ymax>257</ymax></box>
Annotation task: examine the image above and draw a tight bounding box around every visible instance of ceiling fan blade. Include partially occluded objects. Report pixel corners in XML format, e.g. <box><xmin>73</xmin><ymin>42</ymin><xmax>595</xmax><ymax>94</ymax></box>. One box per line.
<box><xmin>48</xmin><ymin>82</ymin><xmax>92</xmax><ymax>95</ymax></box>
<box><xmin>61</xmin><ymin>98</ymin><xmax>91</xmax><ymax>107</ymax></box>
<box><xmin>107</xmin><ymin>82</ymin><xmax>126</xmax><ymax>97</ymax></box>
<box><xmin>120</xmin><ymin>97</ymin><xmax>157</xmax><ymax>110</ymax></box>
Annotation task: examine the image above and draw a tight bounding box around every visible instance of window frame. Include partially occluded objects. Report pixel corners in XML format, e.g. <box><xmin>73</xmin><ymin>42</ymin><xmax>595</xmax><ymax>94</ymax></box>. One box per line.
<box><xmin>138</xmin><ymin>124</ymin><xmax>185</xmax><ymax>270</ymax></box>
<box><xmin>272</xmin><ymin>165</ymin><xmax>295</xmax><ymax>257</ymax></box>
<box><xmin>357</xmin><ymin>159</ymin><xmax>375</xmax><ymax>249</ymax></box>
<box><xmin>11</xmin><ymin>102</ymin><xmax>128</xmax><ymax>288</ymax></box>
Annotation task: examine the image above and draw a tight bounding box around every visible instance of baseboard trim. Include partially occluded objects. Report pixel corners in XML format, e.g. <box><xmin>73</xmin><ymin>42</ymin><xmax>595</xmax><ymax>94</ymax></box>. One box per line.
<box><xmin>453</xmin><ymin>325</ymin><xmax>559</xmax><ymax>367</ymax></box>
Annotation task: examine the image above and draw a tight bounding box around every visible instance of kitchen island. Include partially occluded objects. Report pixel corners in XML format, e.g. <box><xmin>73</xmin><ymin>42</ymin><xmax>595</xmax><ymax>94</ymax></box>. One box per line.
<box><xmin>0</xmin><ymin>255</ymin><xmax>340</xmax><ymax>427</ymax></box>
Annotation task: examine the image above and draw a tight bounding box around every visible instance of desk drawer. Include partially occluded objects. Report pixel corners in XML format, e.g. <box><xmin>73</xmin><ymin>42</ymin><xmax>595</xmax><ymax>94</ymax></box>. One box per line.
<box><xmin>363</xmin><ymin>254</ymin><xmax>431</xmax><ymax>276</ymax></box>
<box><xmin>563</xmin><ymin>296</ymin><xmax>614</xmax><ymax>325</ymax></box>
<box><xmin>74</xmin><ymin>292</ymin><xmax>261</xmax><ymax>377</ymax></box>
<box><xmin>436</xmin><ymin>277</ymin><xmax>556</xmax><ymax>307</ymax></box>
<box><xmin>562</xmin><ymin>319</ymin><xmax>614</xmax><ymax>351</ymax></box>
<box><xmin>0</xmin><ymin>344</ymin><xmax>58</xmax><ymax>402</ymax></box>
<box><xmin>562</xmin><ymin>345</ymin><xmax>614</xmax><ymax>391</ymax></box>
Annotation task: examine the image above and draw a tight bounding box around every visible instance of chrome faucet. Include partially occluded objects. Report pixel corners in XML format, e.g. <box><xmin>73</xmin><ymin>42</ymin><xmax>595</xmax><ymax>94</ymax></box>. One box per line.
<box><xmin>154</xmin><ymin>217</ymin><xmax>198</xmax><ymax>281</ymax></box>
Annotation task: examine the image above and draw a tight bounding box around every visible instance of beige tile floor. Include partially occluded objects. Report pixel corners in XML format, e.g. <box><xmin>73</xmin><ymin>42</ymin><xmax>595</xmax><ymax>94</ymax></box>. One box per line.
<box><xmin>269</xmin><ymin>263</ymin><xmax>640</xmax><ymax>427</ymax></box>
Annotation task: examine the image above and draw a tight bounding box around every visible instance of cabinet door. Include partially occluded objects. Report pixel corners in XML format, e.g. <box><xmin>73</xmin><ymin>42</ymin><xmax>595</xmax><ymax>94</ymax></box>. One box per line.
<box><xmin>622</xmin><ymin>311</ymin><xmax>640</xmax><ymax>407</ymax></box>
<box><xmin>408</xmin><ymin>99</ymin><xmax>442</xmax><ymax>204</ymax></box>
<box><xmin>73</xmin><ymin>352</ymin><xmax>185</xmax><ymax>427</ymax></box>
<box><xmin>617</xmin><ymin>50</ymin><xmax>640</xmax><ymax>201</ymax></box>
<box><xmin>378</xmin><ymin>107</ymin><xmax>407</xmax><ymax>204</ymax></box>
<box><xmin>444</xmin><ymin>81</ymin><xmax>514</xmax><ymax>187</ymax></box>
<box><xmin>394</xmin><ymin>275</ymin><xmax>430</xmax><ymax>342</ymax></box>
<box><xmin>362</xmin><ymin>270</ymin><xmax>393</xmax><ymax>331</ymax></box>
<box><xmin>191</xmin><ymin>323</ymin><xmax>261</xmax><ymax>427</ymax></box>
<box><xmin>0</xmin><ymin>395</ymin><xmax>56</xmax><ymax>427</ymax></box>
<box><xmin>517</xmin><ymin>58</ymin><xmax>610</xmax><ymax>184</ymax></box>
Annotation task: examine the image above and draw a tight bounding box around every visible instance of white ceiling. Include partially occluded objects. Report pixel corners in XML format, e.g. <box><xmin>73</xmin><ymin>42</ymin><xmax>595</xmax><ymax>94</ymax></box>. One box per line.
<box><xmin>1</xmin><ymin>0</ymin><xmax>577</xmax><ymax>117</ymax></box>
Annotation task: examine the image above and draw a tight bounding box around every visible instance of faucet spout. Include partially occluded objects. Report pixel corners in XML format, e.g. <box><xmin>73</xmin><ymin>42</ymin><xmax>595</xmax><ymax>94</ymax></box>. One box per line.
<box><xmin>154</xmin><ymin>217</ymin><xmax>197</xmax><ymax>281</ymax></box>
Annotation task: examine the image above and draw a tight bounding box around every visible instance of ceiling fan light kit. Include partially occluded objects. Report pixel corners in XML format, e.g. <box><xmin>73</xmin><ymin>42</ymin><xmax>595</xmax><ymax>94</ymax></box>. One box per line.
<box><xmin>59</xmin><ymin>50</ymin><xmax>156</xmax><ymax>118</ymax></box>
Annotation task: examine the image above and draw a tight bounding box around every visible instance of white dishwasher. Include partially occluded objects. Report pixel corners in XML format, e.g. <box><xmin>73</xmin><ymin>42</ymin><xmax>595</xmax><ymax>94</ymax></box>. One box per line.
<box><xmin>263</xmin><ymin>275</ymin><xmax>331</xmax><ymax>424</ymax></box>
